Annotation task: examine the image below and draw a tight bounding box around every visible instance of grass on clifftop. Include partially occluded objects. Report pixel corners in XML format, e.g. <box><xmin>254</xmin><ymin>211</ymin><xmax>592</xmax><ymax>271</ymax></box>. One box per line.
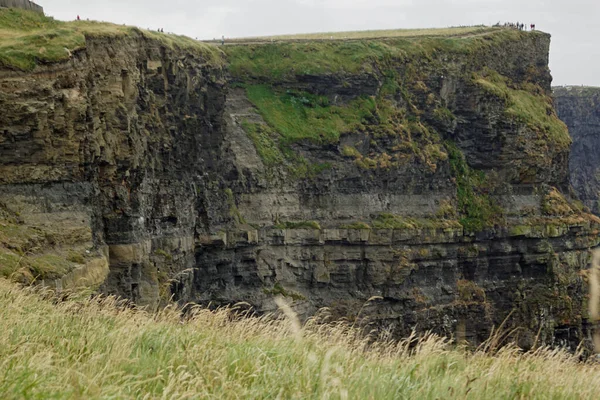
<box><xmin>241</xmin><ymin>26</ymin><xmax>497</xmax><ymax>41</ymax></box>
<box><xmin>2</xmin><ymin>279</ymin><xmax>600</xmax><ymax>399</ymax></box>
<box><xmin>0</xmin><ymin>8</ymin><xmax>222</xmax><ymax>71</ymax></box>
<box><xmin>226</xmin><ymin>28</ymin><xmax>532</xmax><ymax>81</ymax></box>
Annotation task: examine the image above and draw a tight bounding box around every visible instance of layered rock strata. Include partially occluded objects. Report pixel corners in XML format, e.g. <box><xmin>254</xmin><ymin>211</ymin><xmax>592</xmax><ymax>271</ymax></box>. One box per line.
<box><xmin>1</xmin><ymin>27</ymin><xmax>598</xmax><ymax>348</ymax></box>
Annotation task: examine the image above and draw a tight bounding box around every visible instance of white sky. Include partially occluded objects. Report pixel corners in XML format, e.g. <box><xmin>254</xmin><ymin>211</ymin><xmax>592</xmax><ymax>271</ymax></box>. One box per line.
<box><xmin>42</xmin><ymin>0</ymin><xmax>600</xmax><ymax>86</ymax></box>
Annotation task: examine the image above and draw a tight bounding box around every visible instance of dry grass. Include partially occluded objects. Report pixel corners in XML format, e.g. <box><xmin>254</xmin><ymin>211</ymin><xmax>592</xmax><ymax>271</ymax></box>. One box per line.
<box><xmin>224</xmin><ymin>26</ymin><xmax>498</xmax><ymax>42</ymax></box>
<box><xmin>1</xmin><ymin>278</ymin><xmax>600</xmax><ymax>399</ymax></box>
<box><xmin>0</xmin><ymin>8</ymin><xmax>222</xmax><ymax>71</ymax></box>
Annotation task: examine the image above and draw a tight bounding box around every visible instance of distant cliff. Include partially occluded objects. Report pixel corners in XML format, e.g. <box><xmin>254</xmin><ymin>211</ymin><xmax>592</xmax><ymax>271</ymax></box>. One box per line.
<box><xmin>554</xmin><ymin>86</ymin><xmax>600</xmax><ymax>215</ymax></box>
<box><xmin>0</xmin><ymin>0</ymin><xmax>43</xmax><ymax>14</ymax></box>
<box><xmin>1</xmin><ymin>10</ymin><xmax>598</xmax><ymax>349</ymax></box>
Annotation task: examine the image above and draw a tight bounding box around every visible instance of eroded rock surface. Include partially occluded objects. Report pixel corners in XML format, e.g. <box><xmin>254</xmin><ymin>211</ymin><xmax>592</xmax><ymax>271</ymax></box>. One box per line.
<box><xmin>1</xmin><ymin>29</ymin><xmax>598</xmax><ymax>349</ymax></box>
<box><xmin>0</xmin><ymin>33</ymin><xmax>227</xmax><ymax>306</ymax></box>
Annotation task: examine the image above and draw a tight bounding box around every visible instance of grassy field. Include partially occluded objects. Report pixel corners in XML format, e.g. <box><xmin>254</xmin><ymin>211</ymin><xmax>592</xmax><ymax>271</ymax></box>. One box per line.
<box><xmin>0</xmin><ymin>8</ymin><xmax>222</xmax><ymax>71</ymax></box>
<box><xmin>222</xmin><ymin>26</ymin><xmax>498</xmax><ymax>42</ymax></box>
<box><xmin>1</xmin><ymin>278</ymin><xmax>600</xmax><ymax>399</ymax></box>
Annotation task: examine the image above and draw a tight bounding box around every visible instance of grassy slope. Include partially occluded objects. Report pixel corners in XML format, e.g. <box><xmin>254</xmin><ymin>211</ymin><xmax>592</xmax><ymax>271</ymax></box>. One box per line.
<box><xmin>245</xmin><ymin>85</ymin><xmax>375</xmax><ymax>145</ymax></box>
<box><xmin>0</xmin><ymin>8</ymin><xmax>222</xmax><ymax>71</ymax></box>
<box><xmin>475</xmin><ymin>68</ymin><xmax>571</xmax><ymax>149</ymax></box>
<box><xmin>1</xmin><ymin>278</ymin><xmax>600</xmax><ymax>399</ymax></box>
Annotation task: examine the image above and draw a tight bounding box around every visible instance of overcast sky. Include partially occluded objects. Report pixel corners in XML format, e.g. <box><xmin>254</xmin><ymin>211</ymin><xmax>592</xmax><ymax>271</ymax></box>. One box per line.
<box><xmin>43</xmin><ymin>0</ymin><xmax>599</xmax><ymax>86</ymax></box>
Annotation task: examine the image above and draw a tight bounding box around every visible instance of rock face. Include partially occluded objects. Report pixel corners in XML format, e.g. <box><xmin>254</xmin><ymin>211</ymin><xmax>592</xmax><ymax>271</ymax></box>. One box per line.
<box><xmin>0</xmin><ymin>32</ymin><xmax>227</xmax><ymax>306</ymax></box>
<box><xmin>1</xmin><ymin>27</ymin><xmax>598</xmax><ymax>348</ymax></box>
<box><xmin>554</xmin><ymin>87</ymin><xmax>600</xmax><ymax>215</ymax></box>
<box><xmin>0</xmin><ymin>0</ymin><xmax>43</xmax><ymax>14</ymax></box>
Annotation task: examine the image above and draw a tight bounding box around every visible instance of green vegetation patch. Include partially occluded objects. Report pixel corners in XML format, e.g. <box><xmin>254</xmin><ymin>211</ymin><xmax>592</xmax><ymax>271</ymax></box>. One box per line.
<box><xmin>446</xmin><ymin>141</ymin><xmax>503</xmax><ymax>232</ymax></box>
<box><xmin>27</xmin><ymin>254</ymin><xmax>74</xmax><ymax>280</ymax></box>
<box><xmin>263</xmin><ymin>282</ymin><xmax>306</xmax><ymax>301</ymax></box>
<box><xmin>225</xmin><ymin>29</ymin><xmax>527</xmax><ymax>81</ymax></box>
<box><xmin>0</xmin><ymin>8</ymin><xmax>222</xmax><ymax>71</ymax></box>
<box><xmin>154</xmin><ymin>249</ymin><xmax>173</xmax><ymax>261</ymax></box>
<box><xmin>0</xmin><ymin>249</ymin><xmax>23</xmax><ymax>280</ymax></box>
<box><xmin>0</xmin><ymin>246</ymin><xmax>76</xmax><ymax>282</ymax></box>
<box><xmin>0</xmin><ymin>201</ymin><xmax>98</xmax><ymax>283</ymax></box>
<box><xmin>241</xmin><ymin>121</ymin><xmax>331</xmax><ymax>178</ymax></box>
<box><xmin>340</xmin><ymin>222</ymin><xmax>372</xmax><ymax>230</ymax></box>
<box><xmin>243</xmin><ymin>84</ymin><xmax>448</xmax><ymax>174</ymax></box>
<box><xmin>457</xmin><ymin>279</ymin><xmax>486</xmax><ymax>303</ymax></box>
<box><xmin>0</xmin><ymin>214</ymin><xmax>78</xmax><ymax>281</ymax></box>
<box><xmin>245</xmin><ymin>84</ymin><xmax>375</xmax><ymax>145</ymax></box>
<box><xmin>224</xmin><ymin>189</ymin><xmax>246</xmax><ymax>225</ymax></box>
<box><xmin>474</xmin><ymin>68</ymin><xmax>571</xmax><ymax>149</ymax></box>
<box><xmin>372</xmin><ymin>213</ymin><xmax>461</xmax><ymax>230</ymax></box>
<box><xmin>227</xmin><ymin>40</ymin><xmax>400</xmax><ymax>80</ymax></box>
<box><xmin>242</xmin><ymin>122</ymin><xmax>286</xmax><ymax>167</ymax></box>
<box><xmin>541</xmin><ymin>188</ymin><xmax>576</xmax><ymax>217</ymax></box>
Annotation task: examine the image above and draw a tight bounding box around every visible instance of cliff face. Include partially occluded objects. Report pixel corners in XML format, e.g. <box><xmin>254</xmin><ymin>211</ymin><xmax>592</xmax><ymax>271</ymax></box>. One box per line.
<box><xmin>1</xmin><ymin>21</ymin><xmax>598</xmax><ymax>348</ymax></box>
<box><xmin>0</xmin><ymin>30</ymin><xmax>228</xmax><ymax>305</ymax></box>
<box><xmin>194</xmin><ymin>31</ymin><xmax>598</xmax><ymax>348</ymax></box>
<box><xmin>0</xmin><ymin>0</ymin><xmax>43</xmax><ymax>14</ymax></box>
<box><xmin>554</xmin><ymin>87</ymin><xmax>600</xmax><ymax>215</ymax></box>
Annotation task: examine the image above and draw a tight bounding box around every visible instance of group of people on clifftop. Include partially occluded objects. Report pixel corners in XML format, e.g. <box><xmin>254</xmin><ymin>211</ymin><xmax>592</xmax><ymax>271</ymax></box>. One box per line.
<box><xmin>498</xmin><ymin>21</ymin><xmax>536</xmax><ymax>30</ymax></box>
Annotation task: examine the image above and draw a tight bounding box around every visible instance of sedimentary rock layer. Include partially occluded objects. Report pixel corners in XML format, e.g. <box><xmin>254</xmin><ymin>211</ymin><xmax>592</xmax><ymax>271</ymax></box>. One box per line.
<box><xmin>1</xmin><ymin>25</ymin><xmax>598</xmax><ymax>348</ymax></box>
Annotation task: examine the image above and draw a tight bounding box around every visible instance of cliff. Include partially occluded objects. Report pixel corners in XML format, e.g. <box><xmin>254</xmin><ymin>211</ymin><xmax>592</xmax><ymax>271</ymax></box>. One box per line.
<box><xmin>554</xmin><ymin>86</ymin><xmax>600</xmax><ymax>216</ymax></box>
<box><xmin>1</xmin><ymin>10</ymin><xmax>598</xmax><ymax>348</ymax></box>
<box><xmin>0</xmin><ymin>0</ymin><xmax>43</xmax><ymax>14</ymax></box>
<box><xmin>0</xmin><ymin>9</ymin><xmax>226</xmax><ymax>300</ymax></box>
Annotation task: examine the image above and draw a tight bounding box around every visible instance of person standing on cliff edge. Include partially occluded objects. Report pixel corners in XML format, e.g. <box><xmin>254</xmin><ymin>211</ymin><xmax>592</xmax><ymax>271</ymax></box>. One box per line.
<box><xmin>77</xmin><ymin>15</ymin><xmax>80</xmax><ymax>21</ymax></box>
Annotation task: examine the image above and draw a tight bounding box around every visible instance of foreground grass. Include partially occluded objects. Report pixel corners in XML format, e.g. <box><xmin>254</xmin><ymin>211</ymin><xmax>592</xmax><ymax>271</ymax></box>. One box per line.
<box><xmin>0</xmin><ymin>8</ymin><xmax>222</xmax><ymax>71</ymax></box>
<box><xmin>1</xmin><ymin>279</ymin><xmax>600</xmax><ymax>399</ymax></box>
